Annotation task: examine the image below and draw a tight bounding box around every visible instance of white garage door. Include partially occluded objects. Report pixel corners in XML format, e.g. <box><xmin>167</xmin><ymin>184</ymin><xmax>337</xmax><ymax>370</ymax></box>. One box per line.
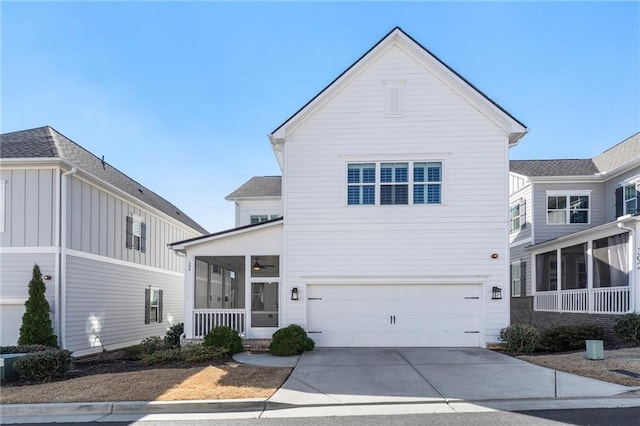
<box><xmin>306</xmin><ymin>284</ymin><xmax>482</xmax><ymax>347</ymax></box>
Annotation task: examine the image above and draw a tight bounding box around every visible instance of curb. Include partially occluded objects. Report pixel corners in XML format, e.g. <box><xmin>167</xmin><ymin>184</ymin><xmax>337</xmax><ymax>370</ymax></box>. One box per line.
<box><xmin>1</xmin><ymin>398</ymin><xmax>268</xmax><ymax>417</ymax></box>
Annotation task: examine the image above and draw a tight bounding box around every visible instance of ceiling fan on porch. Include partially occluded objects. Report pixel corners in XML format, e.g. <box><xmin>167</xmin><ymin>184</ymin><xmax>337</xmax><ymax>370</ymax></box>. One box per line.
<box><xmin>252</xmin><ymin>258</ymin><xmax>275</xmax><ymax>271</ymax></box>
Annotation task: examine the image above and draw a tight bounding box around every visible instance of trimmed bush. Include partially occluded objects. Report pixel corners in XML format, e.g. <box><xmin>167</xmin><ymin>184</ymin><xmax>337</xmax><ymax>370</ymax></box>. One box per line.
<box><xmin>141</xmin><ymin>348</ymin><xmax>183</xmax><ymax>365</ymax></box>
<box><xmin>203</xmin><ymin>326</ymin><xmax>243</xmax><ymax>354</ymax></box>
<box><xmin>18</xmin><ymin>264</ymin><xmax>58</xmax><ymax>347</ymax></box>
<box><xmin>140</xmin><ymin>336</ymin><xmax>167</xmax><ymax>353</ymax></box>
<box><xmin>0</xmin><ymin>345</ymin><xmax>53</xmax><ymax>354</ymax></box>
<box><xmin>165</xmin><ymin>322</ymin><xmax>184</xmax><ymax>349</ymax></box>
<box><xmin>499</xmin><ymin>323</ymin><xmax>539</xmax><ymax>354</ymax></box>
<box><xmin>538</xmin><ymin>325</ymin><xmax>603</xmax><ymax>352</ymax></box>
<box><xmin>614</xmin><ymin>313</ymin><xmax>640</xmax><ymax>342</ymax></box>
<box><xmin>269</xmin><ymin>324</ymin><xmax>315</xmax><ymax>356</ymax></box>
<box><xmin>13</xmin><ymin>349</ymin><xmax>72</xmax><ymax>382</ymax></box>
<box><xmin>182</xmin><ymin>345</ymin><xmax>227</xmax><ymax>362</ymax></box>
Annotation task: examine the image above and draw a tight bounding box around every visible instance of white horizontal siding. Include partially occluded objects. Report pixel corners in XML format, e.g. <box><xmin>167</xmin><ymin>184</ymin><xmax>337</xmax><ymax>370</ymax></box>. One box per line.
<box><xmin>280</xmin><ymin>43</ymin><xmax>511</xmax><ymax>342</ymax></box>
<box><xmin>65</xmin><ymin>255</ymin><xmax>184</xmax><ymax>355</ymax></box>
<box><xmin>0</xmin><ymin>168</ymin><xmax>57</xmax><ymax>248</ymax></box>
<box><xmin>235</xmin><ymin>198</ymin><xmax>282</xmax><ymax>227</ymax></box>
<box><xmin>0</xmin><ymin>253</ymin><xmax>57</xmax><ymax>346</ymax></box>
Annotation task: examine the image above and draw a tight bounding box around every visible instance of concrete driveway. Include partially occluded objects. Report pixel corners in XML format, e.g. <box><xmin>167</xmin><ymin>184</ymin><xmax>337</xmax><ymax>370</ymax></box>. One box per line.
<box><xmin>268</xmin><ymin>347</ymin><xmax>632</xmax><ymax>406</ymax></box>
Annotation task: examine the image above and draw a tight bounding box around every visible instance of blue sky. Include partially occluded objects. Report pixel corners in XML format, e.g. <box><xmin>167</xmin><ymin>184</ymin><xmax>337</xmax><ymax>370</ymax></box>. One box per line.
<box><xmin>2</xmin><ymin>1</ymin><xmax>638</xmax><ymax>233</ymax></box>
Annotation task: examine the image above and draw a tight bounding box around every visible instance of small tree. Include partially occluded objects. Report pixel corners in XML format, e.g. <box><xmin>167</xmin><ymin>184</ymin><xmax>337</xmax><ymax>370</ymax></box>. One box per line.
<box><xmin>18</xmin><ymin>264</ymin><xmax>58</xmax><ymax>347</ymax></box>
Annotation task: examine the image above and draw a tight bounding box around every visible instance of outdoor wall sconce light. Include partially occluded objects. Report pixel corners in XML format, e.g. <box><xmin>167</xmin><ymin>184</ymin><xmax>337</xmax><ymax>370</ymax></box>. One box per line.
<box><xmin>291</xmin><ymin>287</ymin><xmax>299</xmax><ymax>301</ymax></box>
<box><xmin>43</xmin><ymin>275</ymin><xmax>52</xmax><ymax>281</ymax></box>
<box><xmin>492</xmin><ymin>286</ymin><xmax>503</xmax><ymax>300</ymax></box>
<box><xmin>491</xmin><ymin>253</ymin><xmax>499</xmax><ymax>259</ymax></box>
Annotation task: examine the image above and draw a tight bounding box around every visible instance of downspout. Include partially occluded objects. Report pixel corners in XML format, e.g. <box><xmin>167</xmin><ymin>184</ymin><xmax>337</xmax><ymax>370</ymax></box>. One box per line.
<box><xmin>60</xmin><ymin>167</ymin><xmax>77</xmax><ymax>349</ymax></box>
<box><xmin>54</xmin><ymin>168</ymin><xmax>61</xmax><ymax>343</ymax></box>
<box><xmin>618</xmin><ymin>220</ymin><xmax>636</xmax><ymax>313</ymax></box>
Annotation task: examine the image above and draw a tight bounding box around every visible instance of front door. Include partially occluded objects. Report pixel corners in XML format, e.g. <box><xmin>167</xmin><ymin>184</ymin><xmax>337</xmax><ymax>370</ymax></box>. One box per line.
<box><xmin>251</xmin><ymin>281</ymin><xmax>278</xmax><ymax>328</ymax></box>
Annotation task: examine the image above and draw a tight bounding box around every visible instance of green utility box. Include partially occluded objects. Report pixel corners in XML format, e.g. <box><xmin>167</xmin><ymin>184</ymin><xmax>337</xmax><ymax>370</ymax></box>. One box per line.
<box><xmin>586</xmin><ymin>340</ymin><xmax>604</xmax><ymax>360</ymax></box>
<box><xmin>0</xmin><ymin>353</ymin><xmax>25</xmax><ymax>380</ymax></box>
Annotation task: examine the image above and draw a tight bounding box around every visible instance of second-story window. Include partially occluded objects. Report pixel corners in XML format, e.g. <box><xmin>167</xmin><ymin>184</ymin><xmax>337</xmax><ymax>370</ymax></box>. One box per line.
<box><xmin>547</xmin><ymin>194</ymin><xmax>589</xmax><ymax>224</ymax></box>
<box><xmin>347</xmin><ymin>163</ymin><xmax>376</xmax><ymax>205</ymax></box>
<box><xmin>126</xmin><ymin>214</ymin><xmax>146</xmax><ymax>252</ymax></box>
<box><xmin>380</xmin><ymin>163</ymin><xmax>408</xmax><ymax>205</ymax></box>
<box><xmin>250</xmin><ymin>215</ymin><xmax>269</xmax><ymax>224</ymax></box>
<box><xmin>510</xmin><ymin>199</ymin><xmax>526</xmax><ymax>232</ymax></box>
<box><xmin>624</xmin><ymin>183</ymin><xmax>638</xmax><ymax>215</ymax></box>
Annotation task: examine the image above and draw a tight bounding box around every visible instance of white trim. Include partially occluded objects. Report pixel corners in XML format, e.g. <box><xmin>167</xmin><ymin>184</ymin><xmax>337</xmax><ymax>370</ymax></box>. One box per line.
<box><xmin>66</xmin><ymin>249</ymin><xmax>183</xmax><ymax>277</ymax></box>
<box><xmin>0</xmin><ymin>158</ymin><xmax>62</xmax><ymax>168</ymax></box>
<box><xmin>545</xmin><ymin>189</ymin><xmax>594</xmax><ymax>196</ymax></box>
<box><xmin>0</xmin><ymin>180</ymin><xmax>5</xmax><ymax>233</ymax></box>
<box><xmin>340</xmin><ymin>153</ymin><xmax>451</xmax><ymax>162</ymax></box>
<box><xmin>0</xmin><ymin>298</ymin><xmax>27</xmax><ymax>305</ymax></box>
<box><xmin>510</xmin><ymin>237</ymin><xmax>533</xmax><ymax>248</ymax></box>
<box><xmin>0</xmin><ymin>246</ymin><xmax>59</xmax><ymax>254</ymax></box>
<box><xmin>300</xmin><ymin>275</ymin><xmax>488</xmax><ymax>285</ymax></box>
<box><xmin>619</xmin><ymin>174</ymin><xmax>640</xmax><ymax>186</ymax></box>
<box><xmin>170</xmin><ymin>220</ymin><xmax>283</xmax><ymax>251</ymax></box>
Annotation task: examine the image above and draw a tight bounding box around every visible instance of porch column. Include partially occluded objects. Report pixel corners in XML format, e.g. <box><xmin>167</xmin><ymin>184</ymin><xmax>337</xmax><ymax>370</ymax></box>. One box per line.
<box><xmin>556</xmin><ymin>249</ymin><xmax>562</xmax><ymax>312</ymax></box>
<box><xmin>184</xmin><ymin>253</ymin><xmax>196</xmax><ymax>339</ymax></box>
<box><xmin>587</xmin><ymin>240</ymin><xmax>594</xmax><ymax>313</ymax></box>
<box><xmin>244</xmin><ymin>254</ymin><xmax>252</xmax><ymax>338</ymax></box>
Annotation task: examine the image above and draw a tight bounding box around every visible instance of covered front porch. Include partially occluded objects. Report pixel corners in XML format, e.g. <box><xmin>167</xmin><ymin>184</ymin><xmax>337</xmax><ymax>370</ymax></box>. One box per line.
<box><xmin>191</xmin><ymin>255</ymin><xmax>280</xmax><ymax>339</ymax></box>
<box><xmin>170</xmin><ymin>220</ymin><xmax>285</xmax><ymax>341</ymax></box>
<box><xmin>532</xmin><ymin>218</ymin><xmax>638</xmax><ymax>315</ymax></box>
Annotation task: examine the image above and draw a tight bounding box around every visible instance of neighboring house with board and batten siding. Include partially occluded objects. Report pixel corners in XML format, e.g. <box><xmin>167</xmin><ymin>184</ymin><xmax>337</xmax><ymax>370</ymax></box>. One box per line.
<box><xmin>170</xmin><ymin>27</ymin><xmax>527</xmax><ymax>348</ymax></box>
<box><xmin>509</xmin><ymin>132</ymin><xmax>640</xmax><ymax>340</ymax></box>
<box><xmin>0</xmin><ymin>126</ymin><xmax>207</xmax><ymax>356</ymax></box>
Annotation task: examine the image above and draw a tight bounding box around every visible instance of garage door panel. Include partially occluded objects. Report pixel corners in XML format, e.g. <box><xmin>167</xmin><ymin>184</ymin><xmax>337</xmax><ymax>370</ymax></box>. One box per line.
<box><xmin>307</xmin><ymin>284</ymin><xmax>482</xmax><ymax>347</ymax></box>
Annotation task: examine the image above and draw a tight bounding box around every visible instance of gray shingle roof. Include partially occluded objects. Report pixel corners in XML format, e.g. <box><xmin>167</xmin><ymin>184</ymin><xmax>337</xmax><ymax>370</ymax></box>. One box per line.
<box><xmin>510</xmin><ymin>159</ymin><xmax>599</xmax><ymax>177</ymax></box>
<box><xmin>1</xmin><ymin>126</ymin><xmax>207</xmax><ymax>234</ymax></box>
<box><xmin>592</xmin><ymin>132</ymin><xmax>640</xmax><ymax>173</ymax></box>
<box><xmin>226</xmin><ymin>176</ymin><xmax>282</xmax><ymax>199</ymax></box>
<box><xmin>511</xmin><ymin>132</ymin><xmax>639</xmax><ymax>177</ymax></box>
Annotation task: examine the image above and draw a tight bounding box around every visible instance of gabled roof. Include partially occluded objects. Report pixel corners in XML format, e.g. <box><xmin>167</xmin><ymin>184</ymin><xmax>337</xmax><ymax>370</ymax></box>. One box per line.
<box><xmin>269</xmin><ymin>27</ymin><xmax>527</xmax><ymax>147</ymax></box>
<box><xmin>511</xmin><ymin>132</ymin><xmax>640</xmax><ymax>178</ymax></box>
<box><xmin>225</xmin><ymin>176</ymin><xmax>282</xmax><ymax>200</ymax></box>
<box><xmin>1</xmin><ymin>126</ymin><xmax>208</xmax><ymax>234</ymax></box>
<box><xmin>169</xmin><ymin>216</ymin><xmax>283</xmax><ymax>250</ymax></box>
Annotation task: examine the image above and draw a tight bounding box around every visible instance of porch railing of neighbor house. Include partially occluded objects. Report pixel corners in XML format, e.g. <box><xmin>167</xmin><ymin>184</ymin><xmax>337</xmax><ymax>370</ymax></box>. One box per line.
<box><xmin>535</xmin><ymin>287</ymin><xmax>631</xmax><ymax>314</ymax></box>
<box><xmin>192</xmin><ymin>309</ymin><xmax>246</xmax><ymax>339</ymax></box>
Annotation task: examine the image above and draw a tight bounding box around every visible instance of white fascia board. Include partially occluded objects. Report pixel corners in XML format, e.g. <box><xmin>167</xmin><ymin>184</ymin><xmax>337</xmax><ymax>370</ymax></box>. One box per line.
<box><xmin>0</xmin><ymin>158</ymin><xmax>64</xmax><ymax>169</ymax></box>
<box><xmin>528</xmin><ymin>175</ymin><xmax>603</xmax><ymax>183</ymax></box>
<box><xmin>527</xmin><ymin>218</ymin><xmax>634</xmax><ymax>252</ymax></box>
<box><xmin>170</xmin><ymin>221</ymin><xmax>283</xmax><ymax>251</ymax></box>
<box><xmin>224</xmin><ymin>195</ymin><xmax>282</xmax><ymax>202</ymax></box>
<box><xmin>599</xmin><ymin>157</ymin><xmax>640</xmax><ymax>179</ymax></box>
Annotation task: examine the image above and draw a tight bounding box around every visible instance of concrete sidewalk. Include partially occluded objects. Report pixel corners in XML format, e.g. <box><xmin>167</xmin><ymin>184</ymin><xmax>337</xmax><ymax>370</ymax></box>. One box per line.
<box><xmin>3</xmin><ymin>347</ymin><xmax>640</xmax><ymax>423</ymax></box>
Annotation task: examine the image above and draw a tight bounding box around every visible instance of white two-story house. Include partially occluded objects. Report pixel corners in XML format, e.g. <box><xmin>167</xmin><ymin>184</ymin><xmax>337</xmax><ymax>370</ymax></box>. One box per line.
<box><xmin>170</xmin><ymin>27</ymin><xmax>527</xmax><ymax>347</ymax></box>
<box><xmin>0</xmin><ymin>127</ymin><xmax>207</xmax><ymax>355</ymax></box>
<box><xmin>509</xmin><ymin>132</ymin><xmax>640</xmax><ymax>339</ymax></box>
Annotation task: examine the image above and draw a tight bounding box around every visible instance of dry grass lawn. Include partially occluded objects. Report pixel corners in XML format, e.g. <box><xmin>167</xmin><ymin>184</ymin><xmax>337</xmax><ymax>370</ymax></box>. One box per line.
<box><xmin>0</xmin><ymin>363</ymin><xmax>291</xmax><ymax>404</ymax></box>
<box><xmin>519</xmin><ymin>347</ymin><xmax>640</xmax><ymax>387</ymax></box>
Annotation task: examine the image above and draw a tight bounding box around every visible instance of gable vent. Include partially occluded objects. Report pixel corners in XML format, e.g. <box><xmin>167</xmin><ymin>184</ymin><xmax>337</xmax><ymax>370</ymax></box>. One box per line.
<box><xmin>385</xmin><ymin>80</ymin><xmax>405</xmax><ymax>117</ymax></box>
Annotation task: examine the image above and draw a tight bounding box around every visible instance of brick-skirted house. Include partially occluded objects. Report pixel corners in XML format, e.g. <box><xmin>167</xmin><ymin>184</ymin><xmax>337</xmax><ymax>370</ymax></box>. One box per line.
<box><xmin>509</xmin><ymin>132</ymin><xmax>640</xmax><ymax>341</ymax></box>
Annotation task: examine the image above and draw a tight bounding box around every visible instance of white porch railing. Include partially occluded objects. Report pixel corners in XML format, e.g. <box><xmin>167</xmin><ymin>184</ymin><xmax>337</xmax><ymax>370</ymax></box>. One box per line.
<box><xmin>534</xmin><ymin>291</ymin><xmax>558</xmax><ymax>311</ymax></box>
<box><xmin>592</xmin><ymin>287</ymin><xmax>631</xmax><ymax>314</ymax></box>
<box><xmin>535</xmin><ymin>287</ymin><xmax>631</xmax><ymax>314</ymax></box>
<box><xmin>561</xmin><ymin>289</ymin><xmax>589</xmax><ymax>313</ymax></box>
<box><xmin>192</xmin><ymin>309</ymin><xmax>246</xmax><ymax>339</ymax></box>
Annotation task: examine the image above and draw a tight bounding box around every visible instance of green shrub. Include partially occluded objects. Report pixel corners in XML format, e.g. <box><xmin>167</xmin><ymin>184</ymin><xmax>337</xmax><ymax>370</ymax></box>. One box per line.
<box><xmin>182</xmin><ymin>345</ymin><xmax>228</xmax><ymax>362</ymax></box>
<box><xmin>165</xmin><ymin>322</ymin><xmax>184</xmax><ymax>349</ymax></box>
<box><xmin>123</xmin><ymin>344</ymin><xmax>147</xmax><ymax>360</ymax></box>
<box><xmin>18</xmin><ymin>264</ymin><xmax>58</xmax><ymax>347</ymax></box>
<box><xmin>0</xmin><ymin>344</ymin><xmax>53</xmax><ymax>354</ymax></box>
<box><xmin>140</xmin><ymin>336</ymin><xmax>167</xmax><ymax>353</ymax></box>
<box><xmin>499</xmin><ymin>324</ymin><xmax>539</xmax><ymax>354</ymax></box>
<box><xmin>269</xmin><ymin>324</ymin><xmax>315</xmax><ymax>356</ymax></box>
<box><xmin>140</xmin><ymin>348</ymin><xmax>183</xmax><ymax>365</ymax></box>
<box><xmin>538</xmin><ymin>325</ymin><xmax>603</xmax><ymax>352</ymax></box>
<box><xmin>614</xmin><ymin>313</ymin><xmax>640</xmax><ymax>342</ymax></box>
<box><xmin>13</xmin><ymin>349</ymin><xmax>72</xmax><ymax>382</ymax></box>
<box><xmin>203</xmin><ymin>326</ymin><xmax>243</xmax><ymax>354</ymax></box>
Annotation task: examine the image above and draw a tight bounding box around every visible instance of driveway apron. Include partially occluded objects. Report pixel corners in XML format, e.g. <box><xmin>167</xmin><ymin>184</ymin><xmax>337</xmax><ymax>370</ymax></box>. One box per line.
<box><xmin>268</xmin><ymin>347</ymin><xmax>632</xmax><ymax>406</ymax></box>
